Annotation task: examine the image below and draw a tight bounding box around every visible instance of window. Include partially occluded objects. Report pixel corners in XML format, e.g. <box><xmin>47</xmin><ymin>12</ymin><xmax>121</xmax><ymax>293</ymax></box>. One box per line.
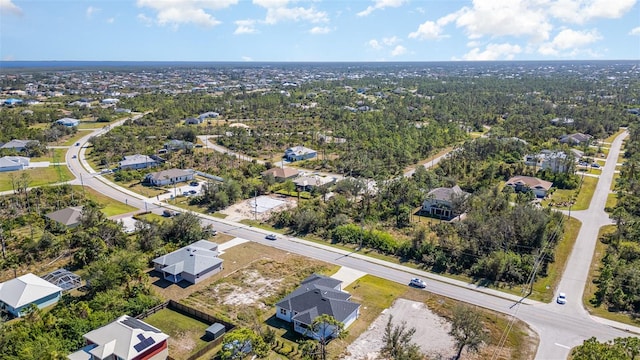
<box><xmin>279</xmin><ymin>308</ymin><xmax>287</xmax><ymax>315</ymax></box>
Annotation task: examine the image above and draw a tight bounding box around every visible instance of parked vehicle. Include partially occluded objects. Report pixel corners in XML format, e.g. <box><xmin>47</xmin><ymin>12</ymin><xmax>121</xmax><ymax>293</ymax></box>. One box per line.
<box><xmin>557</xmin><ymin>292</ymin><xmax>567</xmax><ymax>304</ymax></box>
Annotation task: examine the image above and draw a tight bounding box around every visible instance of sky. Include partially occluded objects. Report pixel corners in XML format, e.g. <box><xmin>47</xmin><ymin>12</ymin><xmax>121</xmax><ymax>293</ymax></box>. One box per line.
<box><xmin>1</xmin><ymin>0</ymin><xmax>639</xmax><ymax>62</ymax></box>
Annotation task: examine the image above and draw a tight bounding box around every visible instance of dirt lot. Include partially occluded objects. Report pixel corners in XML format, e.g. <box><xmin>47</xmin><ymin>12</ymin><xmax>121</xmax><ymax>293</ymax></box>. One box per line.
<box><xmin>219</xmin><ymin>194</ymin><xmax>296</xmax><ymax>221</ymax></box>
<box><xmin>344</xmin><ymin>298</ymin><xmax>456</xmax><ymax>359</ymax></box>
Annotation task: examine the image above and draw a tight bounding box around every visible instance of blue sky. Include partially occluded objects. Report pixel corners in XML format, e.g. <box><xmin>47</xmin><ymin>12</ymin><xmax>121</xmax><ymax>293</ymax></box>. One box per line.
<box><xmin>1</xmin><ymin>0</ymin><xmax>639</xmax><ymax>61</ymax></box>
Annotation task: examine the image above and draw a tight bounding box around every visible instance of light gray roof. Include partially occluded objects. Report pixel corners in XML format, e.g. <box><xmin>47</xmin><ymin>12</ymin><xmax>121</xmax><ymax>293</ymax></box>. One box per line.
<box><xmin>427</xmin><ymin>185</ymin><xmax>468</xmax><ymax>202</ymax></box>
<box><xmin>0</xmin><ymin>139</ymin><xmax>38</xmax><ymax>149</ymax></box>
<box><xmin>46</xmin><ymin>206</ymin><xmax>83</xmax><ymax>226</ymax></box>
<box><xmin>153</xmin><ymin>240</ymin><xmax>222</xmax><ymax>277</ymax></box>
<box><xmin>285</xmin><ymin>146</ymin><xmax>316</xmax><ymax>156</ymax></box>
<box><xmin>119</xmin><ymin>154</ymin><xmax>158</xmax><ymax>167</ymax></box>
<box><xmin>78</xmin><ymin>315</ymin><xmax>169</xmax><ymax>360</ymax></box>
<box><xmin>0</xmin><ymin>273</ymin><xmax>62</xmax><ymax>308</ymax></box>
<box><xmin>0</xmin><ymin>156</ymin><xmax>29</xmax><ymax>168</ymax></box>
<box><xmin>145</xmin><ymin>168</ymin><xmax>193</xmax><ymax>182</ymax></box>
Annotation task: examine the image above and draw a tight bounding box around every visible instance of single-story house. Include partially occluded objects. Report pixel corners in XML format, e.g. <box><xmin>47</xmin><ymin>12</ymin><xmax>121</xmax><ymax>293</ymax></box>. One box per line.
<box><xmin>101</xmin><ymin>98</ymin><xmax>119</xmax><ymax>105</ymax></box>
<box><xmin>118</xmin><ymin>154</ymin><xmax>160</xmax><ymax>170</ymax></box>
<box><xmin>421</xmin><ymin>185</ymin><xmax>470</xmax><ymax>220</ymax></box>
<box><xmin>184</xmin><ymin>117</ymin><xmax>202</xmax><ymax>125</ymax></box>
<box><xmin>0</xmin><ymin>273</ymin><xmax>63</xmax><ymax>318</ymax></box>
<box><xmin>152</xmin><ymin>240</ymin><xmax>223</xmax><ymax>284</ymax></box>
<box><xmin>284</xmin><ymin>146</ymin><xmax>317</xmax><ymax>162</ymax></box>
<box><xmin>144</xmin><ymin>168</ymin><xmax>195</xmax><ymax>186</ymax></box>
<box><xmin>293</xmin><ymin>175</ymin><xmax>336</xmax><ymax>192</ymax></box>
<box><xmin>67</xmin><ymin>315</ymin><xmax>169</xmax><ymax>360</ymax></box>
<box><xmin>506</xmin><ymin>176</ymin><xmax>553</xmax><ymax>198</ymax></box>
<box><xmin>560</xmin><ymin>133</ymin><xmax>592</xmax><ymax>145</ymax></box>
<box><xmin>3</xmin><ymin>98</ymin><xmax>23</xmax><ymax>106</ymax></box>
<box><xmin>46</xmin><ymin>206</ymin><xmax>84</xmax><ymax>227</ymax></box>
<box><xmin>275</xmin><ymin>274</ymin><xmax>360</xmax><ymax>340</ymax></box>
<box><xmin>198</xmin><ymin>112</ymin><xmax>219</xmax><ymax>121</ymax></box>
<box><xmin>0</xmin><ymin>156</ymin><xmax>30</xmax><ymax>172</ymax></box>
<box><xmin>114</xmin><ymin>108</ymin><xmax>132</xmax><ymax>113</ymax></box>
<box><xmin>0</xmin><ymin>139</ymin><xmax>39</xmax><ymax>152</ymax></box>
<box><xmin>261</xmin><ymin>167</ymin><xmax>299</xmax><ymax>182</ymax></box>
<box><xmin>56</xmin><ymin>117</ymin><xmax>80</xmax><ymax>127</ymax></box>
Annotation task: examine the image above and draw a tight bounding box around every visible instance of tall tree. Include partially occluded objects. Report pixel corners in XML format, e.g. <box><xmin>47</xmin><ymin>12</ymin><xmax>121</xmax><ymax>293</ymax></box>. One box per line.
<box><xmin>309</xmin><ymin>314</ymin><xmax>348</xmax><ymax>360</ymax></box>
<box><xmin>380</xmin><ymin>315</ymin><xmax>424</xmax><ymax>360</ymax></box>
<box><xmin>448</xmin><ymin>304</ymin><xmax>487</xmax><ymax>360</ymax></box>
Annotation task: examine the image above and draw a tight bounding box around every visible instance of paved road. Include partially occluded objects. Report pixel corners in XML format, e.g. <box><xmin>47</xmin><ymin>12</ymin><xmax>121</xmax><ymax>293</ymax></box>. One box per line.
<box><xmin>65</xmin><ymin>124</ymin><xmax>637</xmax><ymax>359</ymax></box>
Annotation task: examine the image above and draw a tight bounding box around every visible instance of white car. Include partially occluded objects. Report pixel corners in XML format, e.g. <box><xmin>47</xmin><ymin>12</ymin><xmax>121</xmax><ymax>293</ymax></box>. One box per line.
<box><xmin>409</xmin><ymin>278</ymin><xmax>426</xmax><ymax>288</ymax></box>
<box><xmin>266</xmin><ymin>234</ymin><xmax>277</xmax><ymax>240</ymax></box>
<box><xmin>557</xmin><ymin>292</ymin><xmax>567</xmax><ymax>304</ymax></box>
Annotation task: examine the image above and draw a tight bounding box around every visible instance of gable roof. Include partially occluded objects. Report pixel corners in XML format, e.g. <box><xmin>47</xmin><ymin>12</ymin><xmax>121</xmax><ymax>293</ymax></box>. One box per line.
<box><xmin>0</xmin><ymin>273</ymin><xmax>62</xmax><ymax>308</ymax></box>
<box><xmin>427</xmin><ymin>185</ymin><xmax>469</xmax><ymax>202</ymax></box>
<box><xmin>276</xmin><ymin>274</ymin><xmax>359</xmax><ymax>325</ymax></box>
<box><xmin>0</xmin><ymin>139</ymin><xmax>38</xmax><ymax>150</ymax></box>
<box><xmin>81</xmin><ymin>315</ymin><xmax>169</xmax><ymax>360</ymax></box>
<box><xmin>506</xmin><ymin>176</ymin><xmax>553</xmax><ymax>191</ymax></box>
<box><xmin>119</xmin><ymin>154</ymin><xmax>158</xmax><ymax>167</ymax></box>
<box><xmin>153</xmin><ymin>240</ymin><xmax>222</xmax><ymax>276</ymax></box>
<box><xmin>46</xmin><ymin>206</ymin><xmax>83</xmax><ymax>226</ymax></box>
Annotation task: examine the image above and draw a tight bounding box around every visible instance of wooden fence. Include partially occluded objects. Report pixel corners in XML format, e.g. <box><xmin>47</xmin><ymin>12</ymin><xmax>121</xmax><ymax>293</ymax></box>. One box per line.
<box><xmin>137</xmin><ymin>300</ymin><xmax>235</xmax><ymax>360</ymax></box>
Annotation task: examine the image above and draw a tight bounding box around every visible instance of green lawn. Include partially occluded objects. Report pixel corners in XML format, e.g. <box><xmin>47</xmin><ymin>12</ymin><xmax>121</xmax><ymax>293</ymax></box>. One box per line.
<box><xmin>582</xmin><ymin>226</ymin><xmax>640</xmax><ymax>327</ymax></box>
<box><xmin>31</xmin><ymin>148</ymin><xmax>68</xmax><ymax>162</ymax></box>
<box><xmin>0</xmin><ymin>166</ymin><xmax>73</xmax><ymax>192</ymax></box>
<box><xmin>604</xmin><ymin>129</ymin><xmax>626</xmax><ymax>144</ymax></box>
<box><xmin>144</xmin><ymin>308</ymin><xmax>211</xmax><ymax>359</ymax></box>
<box><xmin>544</xmin><ymin>176</ymin><xmax>598</xmax><ymax>211</ymax></box>
<box><xmin>75</xmin><ymin>185</ymin><xmax>137</xmax><ymax>216</ymax></box>
<box><xmin>611</xmin><ymin>173</ymin><xmax>620</xmax><ymax>191</ymax></box>
<box><xmin>57</xmin><ymin>131</ymin><xmax>92</xmax><ymax>146</ymax></box>
<box><xmin>605</xmin><ymin>193</ymin><xmax>618</xmax><ymax>212</ymax></box>
<box><xmin>77</xmin><ymin>121</ymin><xmax>110</xmax><ymax>130</ymax></box>
<box><xmin>530</xmin><ymin>216</ymin><xmax>581</xmax><ymax>302</ymax></box>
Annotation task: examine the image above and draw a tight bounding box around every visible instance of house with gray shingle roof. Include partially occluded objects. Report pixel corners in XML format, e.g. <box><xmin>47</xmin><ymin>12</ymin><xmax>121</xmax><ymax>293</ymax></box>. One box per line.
<box><xmin>46</xmin><ymin>206</ymin><xmax>83</xmax><ymax>227</ymax></box>
<box><xmin>144</xmin><ymin>168</ymin><xmax>194</xmax><ymax>186</ymax></box>
<box><xmin>0</xmin><ymin>139</ymin><xmax>39</xmax><ymax>152</ymax></box>
<box><xmin>275</xmin><ymin>274</ymin><xmax>360</xmax><ymax>340</ymax></box>
<box><xmin>152</xmin><ymin>240</ymin><xmax>223</xmax><ymax>285</ymax></box>
<box><xmin>0</xmin><ymin>156</ymin><xmax>29</xmax><ymax>172</ymax></box>
<box><xmin>421</xmin><ymin>185</ymin><xmax>470</xmax><ymax>220</ymax></box>
<box><xmin>118</xmin><ymin>154</ymin><xmax>160</xmax><ymax>171</ymax></box>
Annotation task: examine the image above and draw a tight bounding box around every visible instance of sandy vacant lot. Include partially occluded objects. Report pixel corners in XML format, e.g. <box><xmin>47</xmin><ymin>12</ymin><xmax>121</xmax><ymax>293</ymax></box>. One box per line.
<box><xmin>220</xmin><ymin>194</ymin><xmax>296</xmax><ymax>221</ymax></box>
<box><xmin>344</xmin><ymin>298</ymin><xmax>456</xmax><ymax>360</ymax></box>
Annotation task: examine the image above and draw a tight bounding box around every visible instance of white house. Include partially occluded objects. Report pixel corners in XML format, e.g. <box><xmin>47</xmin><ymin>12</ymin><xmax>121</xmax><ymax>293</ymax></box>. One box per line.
<box><xmin>421</xmin><ymin>185</ymin><xmax>469</xmax><ymax>220</ymax></box>
<box><xmin>56</xmin><ymin>117</ymin><xmax>80</xmax><ymax>127</ymax></box>
<box><xmin>144</xmin><ymin>168</ymin><xmax>195</xmax><ymax>186</ymax></box>
<box><xmin>0</xmin><ymin>156</ymin><xmax>30</xmax><ymax>172</ymax></box>
<box><xmin>152</xmin><ymin>240</ymin><xmax>223</xmax><ymax>284</ymax></box>
<box><xmin>0</xmin><ymin>273</ymin><xmax>63</xmax><ymax>317</ymax></box>
<box><xmin>118</xmin><ymin>154</ymin><xmax>160</xmax><ymax>170</ymax></box>
<box><xmin>275</xmin><ymin>274</ymin><xmax>360</xmax><ymax>340</ymax></box>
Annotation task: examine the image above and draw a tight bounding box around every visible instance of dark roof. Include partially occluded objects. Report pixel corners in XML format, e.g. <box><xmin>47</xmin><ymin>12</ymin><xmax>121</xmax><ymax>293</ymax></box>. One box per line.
<box><xmin>45</xmin><ymin>206</ymin><xmax>83</xmax><ymax>226</ymax></box>
<box><xmin>276</xmin><ymin>274</ymin><xmax>359</xmax><ymax>325</ymax></box>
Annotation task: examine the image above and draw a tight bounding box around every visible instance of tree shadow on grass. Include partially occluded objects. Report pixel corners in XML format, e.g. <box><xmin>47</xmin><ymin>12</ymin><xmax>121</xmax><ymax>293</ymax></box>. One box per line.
<box><xmin>265</xmin><ymin>314</ymin><xmax>305</xmax><ymax>343</ymax></box>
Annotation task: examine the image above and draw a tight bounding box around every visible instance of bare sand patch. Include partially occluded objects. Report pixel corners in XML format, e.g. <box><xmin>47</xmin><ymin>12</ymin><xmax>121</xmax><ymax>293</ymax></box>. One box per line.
<box><xmin>344</xmin><ymin>298</ymin><xmax>456</xmax><ymax>360</ymax></box>
<box><xmin>220</xmin><ymin>194</ymin><xmax>296</xmax><ymax>221</ymax></box>
<box><xmin>210</xmin><ymin>269</ymin><xmax>283</xmax><ymax>310</ymax></box>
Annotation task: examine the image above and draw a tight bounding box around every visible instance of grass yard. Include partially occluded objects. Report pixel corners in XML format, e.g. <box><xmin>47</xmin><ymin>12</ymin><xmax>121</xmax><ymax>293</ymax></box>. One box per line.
<box><xmin>30</xmin><ymin>148</ymin><xmax>67</xmax><ymax>162</ymax></box>
<box><xmin>0</xmin><ymin>166</ymin><xmax>73</xmax><ymax>191</ymax></box>
<box><xmin>530</xmin><ymin>216</ymin><xmax>581</xmax><ymax>302</ymax></box>
<box><xmin>144</xmin><ymin>308</ymin><xmax>211</xmax><ymax>359</ymax></box>
<box><xmin>74</xmin><ymin>185</ymin><xmax>137</xmax><ymax>216</ymax></box>
<box><xmin>77</xmin><ymin>120</ymin><xmax>110</xmax><ymax>130</ymax></box>
<box><xmin>119</xmin><ymin>181</ymin><xmax>167</xmax><ymax>198</ymax></box>
<box><xmin>604</xmin><ymin>129</ymin><xmax>626</xmax><ymax>144</ymax></box>
<box><xmin>605</xmin><ymin>193</ymin><xmax>618</xmax><ymax>212</ymax></box>
<box><xmin>582</xmin><ymin>226</ymin><xmax>640</xmax><ymax>327</ymax></box>
<box><xmin>51</xmin><ymin>130</ymin><xmax>92</xmax><ymax>146</ymax></box>
<box><xmin>611</xmin><ymin>173</ymin><xmax>620</xmax><ymax>191</ymax></box>
<box><xmin>543</xmin><ymin>176</ymin><xmax>597</xmax><ymax>211</ymax></box>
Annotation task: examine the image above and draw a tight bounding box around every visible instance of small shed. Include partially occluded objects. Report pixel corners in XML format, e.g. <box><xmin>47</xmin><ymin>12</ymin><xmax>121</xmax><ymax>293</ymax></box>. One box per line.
<box><xmin>205</xmin><ymin>323</ymin><xmax>226</xmax><ymax>340</ymax></box>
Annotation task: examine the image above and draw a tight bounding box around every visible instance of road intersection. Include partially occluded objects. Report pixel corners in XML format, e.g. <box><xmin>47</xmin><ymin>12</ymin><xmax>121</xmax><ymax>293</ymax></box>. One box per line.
<box><xmin>63</xmin><ymin>120</ymin><xmax>636</xmax><ymax>359</ymax></box>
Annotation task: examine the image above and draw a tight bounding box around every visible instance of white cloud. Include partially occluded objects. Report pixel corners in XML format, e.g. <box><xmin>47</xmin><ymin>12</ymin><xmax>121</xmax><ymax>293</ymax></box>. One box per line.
<box><xmin>234</xmin><ymin>19</ymin><xmax>258</xmax><ymax>34</ymax></box>
<box><xmin>263</xmin><ymin>6</ymin><xmax>328</xmax><ymax>24</ymax></box>
<box><xmin>86</xmin><ymin>6</ymin><xmax>100</xmax><ymax>19</ymax></box>
<box><xmin>462</xmin><ymin>43</ymin><xmax>522</xmax><ymax>60</ymax></box>
<box><xmin>382</xmin><ymin>36</ymin><xmax>400</xmax><ymax>46</ymax></box>
<box><xmin>357</xmin><ymin>0</ymin><xmax>407</xmax><ymax>17</ymax></box>
<box><xmin>137</xmin><ymin>13</ymin><xmax>153</xmax><ymax>27</ymax></box>
<box><xmin>630</xmin><ymin>26</ymin><xmax>640</xmax><ymax>36</ymax></box>
<box><xmin>549</xmin><ymin>0</ymin><xmax>637</xmax><ymax>24</ymax></box>
<box><xmin>390</xmin><ymin>45</ymin><xmax>407</xmax><ymax>56</ymax></box>
<box><xmin>538</xmin><ymin>28</ymin><xmax>602</xmax><ymax>55</ymax></box>
<box><xmin>368</xmin><ymin>39</ymin><xmax>383</xmax><ymax>50</ymax></box>
<box><xmin>309</xmin><ymin>26</ymin><xmax>330</xmax><ymax>34</ymax></box>
<box><xmin>106</xmin><ymin>17</ymin><xmax>115</xmax><ymax>24</ymax></box>
<box><xmin>409</xmin><ymin>21</ymin><xmax>444</xmax><ymax>40</ymax></box>
<box><xmin>0</xmin><ymin>0</ymin><xmax>22</xmax><ymax>15</ymax></box>
<box><xmin>241</xmin><ymin>56</ymin><xmax>253</xmax><ymax>61</ymax></box>
<box><xmin>137</xmin><ymin>0</ymin><xmax>238</xmax><ymax>27</ymax></box>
